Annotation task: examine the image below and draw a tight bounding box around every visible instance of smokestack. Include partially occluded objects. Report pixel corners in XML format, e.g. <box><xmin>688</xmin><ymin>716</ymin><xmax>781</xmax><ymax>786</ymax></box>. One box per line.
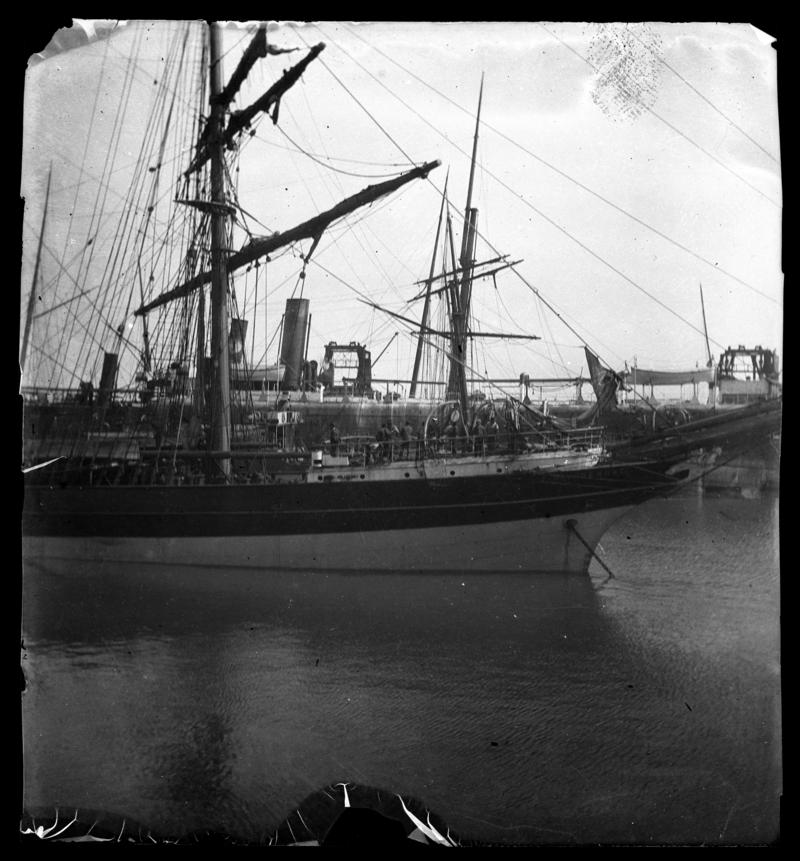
<box><xmin>97</xmin><ymin>352</ymin><xmax>119</xmax><ymax>406</ymax></box>
<box><xmin>280</xmin><ymin>298</ymin><xmax>310</xmax><ymax>390</ymax></box>
<box><xmin>229</xmin><ymin>318</ymin><xmax>249</xmax><ymax>365</ymax></box>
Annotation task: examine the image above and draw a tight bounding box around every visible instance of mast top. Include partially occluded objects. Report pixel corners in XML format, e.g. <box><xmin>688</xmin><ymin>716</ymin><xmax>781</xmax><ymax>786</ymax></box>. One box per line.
<box><xmin>462</xmin><ymin>72</ymin><xmax>484</xmax><ymax>230</ymax></box>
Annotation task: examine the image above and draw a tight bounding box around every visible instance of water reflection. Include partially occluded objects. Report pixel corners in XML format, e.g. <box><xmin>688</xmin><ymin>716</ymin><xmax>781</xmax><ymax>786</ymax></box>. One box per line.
<box><xmin>22</xmin><ymin>494</ymin><xmax>780</xmax><ymax>844</ymax></box>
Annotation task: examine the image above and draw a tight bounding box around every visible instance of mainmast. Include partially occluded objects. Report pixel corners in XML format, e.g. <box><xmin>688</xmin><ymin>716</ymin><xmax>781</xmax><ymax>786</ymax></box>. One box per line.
<box><xmin>132</xmin><ymin>20</ymin><xmax>439</xmax><ymax>446</ymax></box>
<box><xmin>447</xmin><ymin>76</ymin><xmax>483</xmax><ymax>420</ymax></box>
<box><xmin>208</xmin><ymin>23</ymin><xmax>232</xmax><ymax>478</ymax></box>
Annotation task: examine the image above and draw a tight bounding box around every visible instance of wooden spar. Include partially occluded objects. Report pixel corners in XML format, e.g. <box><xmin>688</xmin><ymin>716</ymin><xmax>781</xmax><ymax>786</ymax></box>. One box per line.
<box><xmin>195</xmin><ymin>277</ymin><xmax>206</xmax><ymax>414</ymax></box>
<box><xmin>136</xmin><ymin>261</ymin><xmax>152</xmax><ymax>373</ymax></box>
<box><xmin>446</xmin><ymin>204</ymin><xmax>459</xmax><ymax>274</ymax></box>
<box><xmin>465</xmin><ymin>332</ymin><xmax>540</xmax><ymax>340</ymax></box>
<box><xmin>360</xmin><ymin>302</ymin><xmax>452</xmax><ymax>337</ymax></box>
<box><xmin>448</xmin><ymin>78</ymin><xmax>483</xmax><ymax>416</ymax></box>
<box><xmin>134</xmin><ymin>160</ymin><xmax>440</xmax><ymax>316</ymax></box>
<box><xmin>413</xmin><ymin>253</ymin><xmax>507</xmax><ymax>285</ymax></box>
<box><xmin>457</xmin><ymin>74</ymin><xmax>484</xmax><ymax>322</ymax></box>
<box><xmin>459</xmin><ymin>73</ymin><xmax>483</xmax><ymax>264</ymax></box>
<box><xmin>20</xmin><ymin>165</ymin><xmax>52</xmax><ymax>374</ymax></box>
<box><xmin>225</xmin><ymin>42</ymin><xmax>325</xmax><ymax>142</ymax></box>
<box><xmin>699</xmin><ymin>282</ymin><xmax>713</xmax><ymax>367</ymax></box>
<box><xmin>373</xmin><ymin>331</ymin><xmax>399</xmax><ymax>367</ymax></box>
<box><xmin>461</xmin><ymin>209</ymin><xmax>478</xmax><ymax>318</ymax></box>
<box><xmin>209</xmin><ymin>23</ymin><xmax>232</xmax><ymax>478</ymax></box>
<box><xmin>443</xmin><ymin>205</ymin><xmax>460</xmax><ymax>389</ymax></box>
<box><xmin>410</xmin><ymin>172</ymin><xmax>449</xmax><ymax>398</ymax></box>
<box><xmin>187</xmin><ymin>42</ymin><xmax>326</xmax><ymax>176</ymax></box>
<box><xmin>215</xmin><ymin>24</ymin><xmax>267</xmax><ymax>108</ymax></box>
<box><xmin>411</xmin><ymin>260</ymin><xmax>521</xmax><ymax>301</ymax></box>
<box><xmin>359</xmin><ymin>300</ymin><xmax>540</xmax><ymax>340</ymax></box>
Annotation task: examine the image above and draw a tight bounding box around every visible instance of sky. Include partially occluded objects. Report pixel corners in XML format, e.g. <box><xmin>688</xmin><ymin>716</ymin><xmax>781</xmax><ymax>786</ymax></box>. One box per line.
<box><xmin>20</xmin><ymin>21</ymin><xmax>782</xmax><ymax>397</ymax></box>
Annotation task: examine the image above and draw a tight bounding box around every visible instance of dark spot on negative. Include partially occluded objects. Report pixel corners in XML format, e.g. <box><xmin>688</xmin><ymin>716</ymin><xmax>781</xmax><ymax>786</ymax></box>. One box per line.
<box><xmin>588</xmin><ymin>23</ymin><xmax>663</xmax><ymax>124</ymax></box>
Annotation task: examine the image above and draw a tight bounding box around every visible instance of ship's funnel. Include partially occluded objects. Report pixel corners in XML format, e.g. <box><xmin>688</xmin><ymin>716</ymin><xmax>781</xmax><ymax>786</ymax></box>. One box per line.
<box><xmin>97</xmin><ymin>351</ymin><xmax>119</xmax><ymax>406</ymax></box>
<box><xmin>280</xmin><ymin>298</ymin><xmax>310</xmax><ymax>390</ymax></box>
<box><xmin>229</xmin><ymin>318</ymin><xmax>248</xmax><ymax>365</ymax></box>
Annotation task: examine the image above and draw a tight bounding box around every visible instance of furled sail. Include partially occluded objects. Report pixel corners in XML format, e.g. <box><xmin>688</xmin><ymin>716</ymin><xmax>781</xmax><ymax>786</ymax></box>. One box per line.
<box><xmin>625</xmin><ymin>368</ymin><xmax>714</xmax><ymax>386</ymax></box>
<box><xmin>134</xmin><ymin>161</ymin><xmax>440</xmax><ymax>316</ymax></box>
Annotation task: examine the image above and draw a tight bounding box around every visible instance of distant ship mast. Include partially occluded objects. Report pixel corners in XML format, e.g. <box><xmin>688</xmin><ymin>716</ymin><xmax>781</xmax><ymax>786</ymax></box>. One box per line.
<box><xmin>20</xmin><ymin>166</ymin><xmax>52</xmax><ymax>375</ymax></box>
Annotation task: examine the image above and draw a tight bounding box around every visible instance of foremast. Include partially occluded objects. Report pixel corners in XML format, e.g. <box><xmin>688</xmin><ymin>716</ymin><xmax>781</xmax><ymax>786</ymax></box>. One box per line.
<box><xmin>132</xmin><ymin>21</ymin><xmax>439</xmax><ymax>482</ymax></box>
<box><xmin>208</xmin><ymin>23</ymin><xmax>232</xmax><ymax>477</ymax></box>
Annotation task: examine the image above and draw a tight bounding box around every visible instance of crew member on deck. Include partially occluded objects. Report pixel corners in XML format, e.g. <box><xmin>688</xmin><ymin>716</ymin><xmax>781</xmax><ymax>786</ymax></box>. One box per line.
<box><xmin>400</xmin><ymin>420</ymin><xmax>414</xmax><ymax>459</ymax></box>
<box><xmin>486</xmin><ymin>415</ymin><xmax>500</xmax><ymax>453</ymax></box>
<box><xmin>376</xmin><ymin>423</ymin><xmax>390</xmax><ymax>462</ymax></box>
<box><xmin>329</xmin><ymin>422</ymin><xmax>341</xmax><ymax>456</ymax></box>
<box><xmin>443</xmin><ymin>421</ymin><xmax>457</xmax><ymax>453</ymax></box>
<box><xmin>388</xmin><ymin>421</ymin><xmax>400</xmax><ymax>461</ymax></box>
<box><xmin>472</xmin><ymin>417</ymin><xmax>485</xmax><ymax>455</ymax></box>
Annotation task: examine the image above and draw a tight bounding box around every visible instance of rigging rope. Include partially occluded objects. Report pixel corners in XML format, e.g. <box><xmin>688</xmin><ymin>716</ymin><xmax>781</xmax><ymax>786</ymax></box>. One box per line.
<box><xmin>294</xmin><ymin>29</ymin><xmax>418</xmax><ymax>168</ymax></box>
<box><xmin>276</xmin><ymin>124</ymin><xmax>408</xmax><ymax>179</ymax></box>
<box><xmin>66</xmin><ymin>23</ymin><xmax>196</xmax><ymax>388</ymax></box>
<box><xmin>254</xmin><ymin>132</ymin><xmax>411</xmax><ymax>167</ymax></box>
<box><xmin>538</xmin><ymin>22</ymin><xmax>780</xmax><ymax>210</ymax></box>
<box><xmin>338</xmin><ymin>21</ymin><xmax>779</xmax><ymax>306</ymax></box>
<box><xmin>623</xmin><ymin>25</ymin><xmax>778</xmax><ymax>164</ymax></box>
<box><xmin>309</xmin><ymin>24</ymin><xmax>736</xmax><ymax>362</ymax></box>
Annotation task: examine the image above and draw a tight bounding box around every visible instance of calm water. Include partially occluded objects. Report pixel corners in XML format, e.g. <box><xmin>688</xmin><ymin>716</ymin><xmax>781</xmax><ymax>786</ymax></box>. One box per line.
<box><xmin>21</xmin><ymin>491</ymin><xmax>781</xmax><ymax>845</ymax></box>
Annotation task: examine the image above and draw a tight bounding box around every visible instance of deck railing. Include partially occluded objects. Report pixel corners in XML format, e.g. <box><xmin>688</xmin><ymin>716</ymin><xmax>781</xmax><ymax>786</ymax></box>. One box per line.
<box><xmin>23</xmin><ymin>426</ymin><xmax>604</xmax><ymax>486</ymax></box>
<box><xmin>326</xmin><ymin>427</ymin><xmax>604</xmax><ymax>465</ymax></box>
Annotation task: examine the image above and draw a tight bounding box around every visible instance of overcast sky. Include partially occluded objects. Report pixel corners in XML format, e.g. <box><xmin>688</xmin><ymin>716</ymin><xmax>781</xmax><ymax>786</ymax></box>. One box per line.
<box><xmin>21</xmin><ymin>21</ymin><xmax>782</xmax><ymax>394</ymax></box>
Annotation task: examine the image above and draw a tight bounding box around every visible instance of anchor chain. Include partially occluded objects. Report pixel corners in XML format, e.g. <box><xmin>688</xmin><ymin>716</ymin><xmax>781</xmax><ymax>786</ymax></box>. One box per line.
<box><xmin>566</xmin><ymin>519</ymin><xmax>616</xmax><ymax>579</ymax></box>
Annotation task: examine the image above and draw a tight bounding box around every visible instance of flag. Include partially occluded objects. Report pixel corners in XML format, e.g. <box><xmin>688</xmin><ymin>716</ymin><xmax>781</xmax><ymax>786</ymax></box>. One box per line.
<box><xmin>267</xmin><ymin>44</ymin><xmax>300</xmax><ymax>56</ymax></box>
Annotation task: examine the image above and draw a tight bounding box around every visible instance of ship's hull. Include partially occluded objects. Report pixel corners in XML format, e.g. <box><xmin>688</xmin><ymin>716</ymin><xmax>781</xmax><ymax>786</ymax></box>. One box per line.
<box><xmin>22</xmin><ymin>504</ymin><xmax>635</xmax><ymax>573</ymax></box>
<box><xmin>22</xmin><ymin>461</ymin><xmax>677</xmax><ymax>574</ymax></box>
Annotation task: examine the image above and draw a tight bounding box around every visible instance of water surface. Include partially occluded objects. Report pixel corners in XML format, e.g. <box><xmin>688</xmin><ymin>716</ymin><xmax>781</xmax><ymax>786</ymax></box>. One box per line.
<box><xmin>21</xmin><ymin>491</ymin><xmax>781</xmax><ymax>844</ymax></box>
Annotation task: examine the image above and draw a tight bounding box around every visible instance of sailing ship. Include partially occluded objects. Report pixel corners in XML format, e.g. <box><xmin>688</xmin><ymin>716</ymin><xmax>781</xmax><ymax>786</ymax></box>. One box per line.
<box><xmin>21</xmin><ymin>21</ymin><xmax>781</xmax><ymax>573</ymax></box>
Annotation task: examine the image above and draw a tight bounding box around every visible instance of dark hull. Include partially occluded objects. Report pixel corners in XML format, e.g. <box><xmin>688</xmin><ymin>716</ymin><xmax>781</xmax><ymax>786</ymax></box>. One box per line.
<box><xmin>606</xmin><ymin>398</ymin><xmax>782</xmax><ymax>461</ymax></box>
<box><xmin>22</xmin><ymin>460</ymin><xmax>680</xmax><ymax>573</ymax></box>
<box><xmin>24</xmin><ymin>461</ymin><xmax>676</xmax><ymax>539</ymax></box>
